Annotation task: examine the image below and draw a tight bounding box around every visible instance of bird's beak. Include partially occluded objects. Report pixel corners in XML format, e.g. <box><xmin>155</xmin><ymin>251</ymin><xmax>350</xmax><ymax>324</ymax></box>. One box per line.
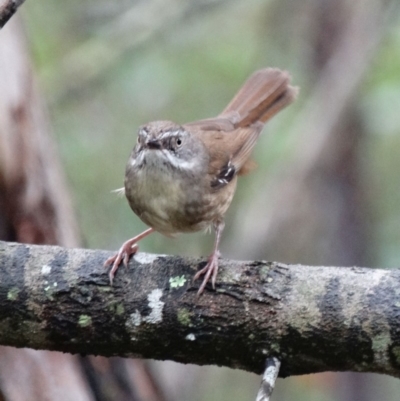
<box><xmin>146</xmin><ymin>139</ymin><xmax>162</xmax><ymax>150</ymax></box>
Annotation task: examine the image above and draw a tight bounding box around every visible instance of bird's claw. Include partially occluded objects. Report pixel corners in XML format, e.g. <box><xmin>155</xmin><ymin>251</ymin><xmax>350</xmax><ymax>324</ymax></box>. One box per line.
<box><xmin>104</xmin><ymin>241</ymin><xmax>139</xmax><ymax>285</ymax></box>
<box><xmin>193</xmin><ymin>251</ymin><xmax>220</xmax><ymax>296</ymax></box>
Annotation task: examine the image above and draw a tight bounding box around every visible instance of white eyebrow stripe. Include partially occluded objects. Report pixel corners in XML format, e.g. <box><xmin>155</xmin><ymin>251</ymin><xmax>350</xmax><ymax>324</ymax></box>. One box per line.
<box><xmin>159</xmin><ymin>130</ymin><xmax>180</xmax><ymax>140</ymax></box>
<box><xmin>162</xmin><ymin>149</ymin><xmax>196</xmax><ymax>170</ymax></box>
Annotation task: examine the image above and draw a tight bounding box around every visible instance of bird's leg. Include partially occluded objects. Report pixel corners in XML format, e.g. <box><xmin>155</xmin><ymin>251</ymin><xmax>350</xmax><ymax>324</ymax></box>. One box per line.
<box><xmin>193</xmin><ymin>221</ymin><xmax>225</xmax><ymax>295</ymax></box>
<box><xmin>104</xmin><ymin>227</ymin><xmax>155</xmax><ymax>284</ymax></box>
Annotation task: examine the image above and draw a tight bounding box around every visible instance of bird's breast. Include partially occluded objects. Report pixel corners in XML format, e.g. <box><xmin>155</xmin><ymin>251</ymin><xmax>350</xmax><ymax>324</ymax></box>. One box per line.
<box><xmin>124</xmin><ymin>153</ymin><xmax>236</xmax><ymax>235</ymax></box>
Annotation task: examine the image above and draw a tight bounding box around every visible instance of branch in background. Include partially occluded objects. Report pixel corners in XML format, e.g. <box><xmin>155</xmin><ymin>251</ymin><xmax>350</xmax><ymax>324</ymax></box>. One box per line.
<box><xmin>0</xmin><ymin>0</ymin><xmax>25</xmax><ymax>28</ymax></box>
<box><xmin>255</xmin><ymin>358</ymin><xmax>280</xmax><ymax>401</ymax></box>
<box><xmin>1</xmin><ymin>240</ymin><xmax>400</xmax><ymax>379</ymax></box>
<box><xmin>0</xmin><ymin>18</ymin><xmax>80</xmax><ymax>247</ymax></box>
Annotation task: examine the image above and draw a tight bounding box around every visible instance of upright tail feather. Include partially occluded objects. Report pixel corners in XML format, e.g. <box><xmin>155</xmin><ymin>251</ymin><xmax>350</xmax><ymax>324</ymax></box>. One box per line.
<box><xmin>220</xmin><ymin>68</ymin><xmax>298</xmax><ymax>128</ymax></box>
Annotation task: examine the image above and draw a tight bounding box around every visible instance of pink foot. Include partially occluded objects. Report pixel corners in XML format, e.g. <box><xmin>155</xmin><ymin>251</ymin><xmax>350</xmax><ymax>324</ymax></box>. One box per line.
<box><xmin>104</xmin><ymin>239</ymin><xmax>139</xmax><ymax>284</ymax></box>
<box><xmin>104</xmin><ymin>227</ymin><xmax>155</xmax><ymax>285</ymax></box>
<box><xmin>193</xmin><ymin>251</ymin><xmax>220</xmax><ymax>295</ymax></box>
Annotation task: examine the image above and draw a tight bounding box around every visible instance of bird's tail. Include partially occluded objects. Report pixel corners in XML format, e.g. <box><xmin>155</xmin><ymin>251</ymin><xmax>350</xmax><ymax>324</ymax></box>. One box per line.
<box><xmin>220</xmin><ymin>68</ymin><xmax>298</xmax><ymax>128</ymax></box>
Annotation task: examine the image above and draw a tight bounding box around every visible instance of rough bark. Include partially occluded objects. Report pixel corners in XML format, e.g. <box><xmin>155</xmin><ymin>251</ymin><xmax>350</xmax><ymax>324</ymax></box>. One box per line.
<box><xmin>1</xmin><ymin>240</ymin><xmax>400</xmax><ymax>379</ymax></box>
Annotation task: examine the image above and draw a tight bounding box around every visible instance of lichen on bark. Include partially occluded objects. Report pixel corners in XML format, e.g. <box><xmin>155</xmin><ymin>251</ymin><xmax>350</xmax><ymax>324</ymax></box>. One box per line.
<box><xmin>0</xmin><ymin>240</ymin><xmax>400</xmax><ymax>378</ymax></box>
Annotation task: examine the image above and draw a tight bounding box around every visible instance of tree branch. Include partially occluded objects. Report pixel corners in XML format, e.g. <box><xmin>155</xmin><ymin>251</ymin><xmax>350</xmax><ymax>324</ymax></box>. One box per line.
<box><xmin>0</xmin><ymin>0</ymin><xmax>25</xmax><ymax>28</ymax></box>
<box><xmin>0</xmin><ymin>240</ymin><xmax>399</xmax><ymax>378</ymax></box>
<box><xmin>256</xmin><ymin>358</ymin><xmax>280</xmax><ymax>401</ymax></box>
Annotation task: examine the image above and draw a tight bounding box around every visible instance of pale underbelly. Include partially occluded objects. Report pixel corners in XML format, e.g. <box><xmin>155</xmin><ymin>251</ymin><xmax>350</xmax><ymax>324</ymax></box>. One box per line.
<box><xmin>125</xmin><ymin>169</ymin><xmax>235</xmax><ymax>235</ymax></box>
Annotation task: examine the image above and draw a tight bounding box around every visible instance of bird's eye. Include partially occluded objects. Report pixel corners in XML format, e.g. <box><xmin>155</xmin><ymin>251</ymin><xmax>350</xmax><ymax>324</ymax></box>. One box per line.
<box><xmin>176</xmin><ymin>137</ymin><xmax>182</xmax><ymax>147</ymax></box>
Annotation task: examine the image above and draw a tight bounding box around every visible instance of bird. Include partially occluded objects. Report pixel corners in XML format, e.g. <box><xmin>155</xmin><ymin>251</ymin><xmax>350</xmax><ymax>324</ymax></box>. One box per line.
<box><xmin>105</xmin><ymin>68</ymin><xmax>298</xmax><ymax>295</ymax></box>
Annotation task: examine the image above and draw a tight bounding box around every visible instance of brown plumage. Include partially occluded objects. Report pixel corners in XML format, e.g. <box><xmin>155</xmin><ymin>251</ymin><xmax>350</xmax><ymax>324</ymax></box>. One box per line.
<box><xmin>187</xmin><ymin>68</ymin><xmax>297</xmax><ymax>177</ymax></box>
<box><xmin>105</xmin><ymin>68</ymin><xmax>298</xmax><ymax>295</ymax></box>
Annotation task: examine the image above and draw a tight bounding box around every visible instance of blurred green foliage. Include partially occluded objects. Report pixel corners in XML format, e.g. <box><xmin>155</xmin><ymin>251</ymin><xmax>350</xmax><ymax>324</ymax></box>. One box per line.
<box><xmin>23</xmin><ymin>0</ymin><xmax>305</xmax><ymax>254</ymax></box>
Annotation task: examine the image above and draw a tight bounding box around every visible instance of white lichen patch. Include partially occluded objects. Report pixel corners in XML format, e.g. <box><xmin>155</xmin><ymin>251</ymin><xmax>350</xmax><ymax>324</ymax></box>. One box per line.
<box><xmin>116</xmin><ymin>304</ymin><xmax>124</xmax><ymax>315</ymax></box>
<box><xmin>7</xmin><ymin>287</ymin><xmax>20</xmax><ymax>301</ymax></box>
<box><xmin>43</xmin><ymin>279</ymin><xmax>58</xmax><ymax>300</ymax></box>
<box><xmin>224</xmin><ymin>266</ymin><xmax>242</xmax><ymax>283</ymax></box>
<box><xmin>169</xmin><ymin>275</ymin><xmax>186</xmax><ymax>288</ymax></box>
<box><xmin>24</xmin><ymin>251</ymin><xmax>62</xmax><ymax>294</ymax></box>
<box><xmin>143</xmin><ymin>289</ymin><xmax>164</xmax><ymax>324</ymax></box>
<box><xmin>78</xmin><ymin>315</ymin><xmax>92</xmax><ymax>327</ymax></box>
<box><xmin>128</xmin><ymin>310</ymin><xmax>142</xmax><ymax>328</ymax></box>
<box><xmin>134</xmin><ymin>253</ymin><xmax>163</xmax><ymax>264</ymax></box>
<box><xmin>125</xmin><ymin>290</ymin><xmax>164</xmax><ymax>331</ymax></box>
<box><xmin>285</xmin><ymin>272</ymin><xmax>323</xmax><ymax>331</ymax></box>
<box><xmin>372</xmin><ymin>333</ymin><xmax>391</xmax><ymax>356</ymax></box>
<box><xmin>185</xmin><ymin>333</ymin><xmax>196</xmax><ymax>341</ymax></box>
<box><xmin>41</xmin><ymin>264</ymin><xmax>52</xmax><ymax>275</ymax></box>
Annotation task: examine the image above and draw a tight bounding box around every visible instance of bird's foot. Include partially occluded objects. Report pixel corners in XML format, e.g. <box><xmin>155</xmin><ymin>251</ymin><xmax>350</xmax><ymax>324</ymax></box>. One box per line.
<box><xmin>193</xmin><ymin>250</ymin><xmax>220</xmax><ymax>295</ymax></box>
<box><xmin>104</xmin><ymin>227</ymin><xmax>155</xmax><ymax>285</ymax></box>
<box><xmin>104</xmin><ymin>239</ymin><xmax>139</xmax><ymax>285</ymax></box>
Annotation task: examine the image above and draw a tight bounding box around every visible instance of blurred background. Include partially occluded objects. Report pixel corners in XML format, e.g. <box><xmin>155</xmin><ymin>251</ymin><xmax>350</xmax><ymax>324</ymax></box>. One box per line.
<box><xmin>1</xmin><ymin>0</ymin><xmax>400</xmax><ymax>399</ymax></box>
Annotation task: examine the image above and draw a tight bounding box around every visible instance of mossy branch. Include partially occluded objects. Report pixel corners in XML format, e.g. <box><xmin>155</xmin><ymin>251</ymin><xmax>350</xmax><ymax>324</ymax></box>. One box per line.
<box><xmin>0</xmin><ymin>240</ymin><xmax>399</xmax><ymax>378</ymax></box>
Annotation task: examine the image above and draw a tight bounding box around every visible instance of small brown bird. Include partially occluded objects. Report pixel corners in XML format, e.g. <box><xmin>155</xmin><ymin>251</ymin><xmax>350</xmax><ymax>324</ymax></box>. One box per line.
<box><xmin>105</xmin><ymin>68</ymin><xmax>298</xmax><ymax>295</ymax></box>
